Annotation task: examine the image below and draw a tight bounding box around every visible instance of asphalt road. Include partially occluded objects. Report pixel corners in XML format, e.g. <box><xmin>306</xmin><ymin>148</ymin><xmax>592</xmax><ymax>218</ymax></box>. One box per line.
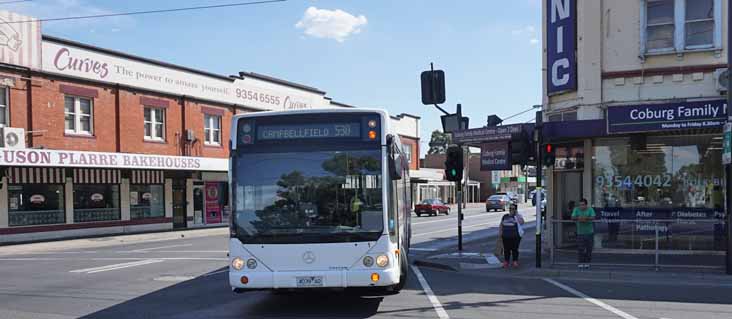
<box><xmin>1</xmin><ymin>206</ymin><xmax>731</xmax><ymax>319</ymax></box>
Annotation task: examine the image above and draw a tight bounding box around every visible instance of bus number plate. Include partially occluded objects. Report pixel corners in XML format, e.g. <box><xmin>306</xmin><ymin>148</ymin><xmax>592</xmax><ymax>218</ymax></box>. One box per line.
<box><xmin>296</xmin><ymin>276</ymin><xmax>324</xmax><ymax>287</ymax></box>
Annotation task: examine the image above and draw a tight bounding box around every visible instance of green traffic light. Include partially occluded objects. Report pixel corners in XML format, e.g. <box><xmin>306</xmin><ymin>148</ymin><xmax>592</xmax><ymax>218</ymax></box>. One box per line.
<box><xmin>450</xmin><ymin>169</ymin><xmax>456</xmax><ymax>176</ymax></box>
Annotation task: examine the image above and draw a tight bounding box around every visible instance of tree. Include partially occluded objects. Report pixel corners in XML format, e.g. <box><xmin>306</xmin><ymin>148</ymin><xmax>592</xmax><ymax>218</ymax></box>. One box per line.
<box><xmin>427</xmin><ymin>130</ymin><xmax>452</xmax><ymax>155</ymax></box>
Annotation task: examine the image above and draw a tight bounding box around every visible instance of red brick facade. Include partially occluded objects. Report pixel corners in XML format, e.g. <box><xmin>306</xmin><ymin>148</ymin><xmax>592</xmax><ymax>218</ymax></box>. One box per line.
<box><xmin>3</xmin><ymin>69</ymin><xmax>243</xmax><ymax>158</ymax></box>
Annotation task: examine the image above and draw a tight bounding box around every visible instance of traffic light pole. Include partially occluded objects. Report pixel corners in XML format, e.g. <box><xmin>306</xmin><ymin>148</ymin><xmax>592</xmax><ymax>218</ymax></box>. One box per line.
<box><xmin>535</xmin><ymin>111</ymin><xmax>543</xmax><ymax>268</ymax></box>
<box><xmin>457</xmin><ymin>179</ymin><xmax>463</xmax><ymax>252</ymax></box>
<box><xmin>726</xmin><ymin>0</ymin><xmax>732</xmax><ymax>275</ymax></box>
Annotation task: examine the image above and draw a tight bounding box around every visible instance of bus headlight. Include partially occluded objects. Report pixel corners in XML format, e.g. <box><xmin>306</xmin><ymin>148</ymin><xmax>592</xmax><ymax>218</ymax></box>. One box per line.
<box><xmin>376</xmin><ymin>255</ymin><xmax>389</xmax><ymax>267</ymax></box>
<box><xmin>363</xmin><ymin>256</ymin><xmax>374</xmax><ymax>267</ymax></box>
<box><xmin>231</xmin><ymin>257</ymin><xmax>245</xmax><ymax>270</ymax></box>
<box><xmin>246</xmin><ymin>258</ymin><xmax>258</xmax><ymax>269</ymax></box>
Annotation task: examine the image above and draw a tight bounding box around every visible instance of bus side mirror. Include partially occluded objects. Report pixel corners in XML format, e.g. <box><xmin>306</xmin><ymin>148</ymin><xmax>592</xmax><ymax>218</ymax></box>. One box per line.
<box><xmin>386</xmin><ymin>135</ymin><xmax>402</xmax><ymax>180</ymax></box>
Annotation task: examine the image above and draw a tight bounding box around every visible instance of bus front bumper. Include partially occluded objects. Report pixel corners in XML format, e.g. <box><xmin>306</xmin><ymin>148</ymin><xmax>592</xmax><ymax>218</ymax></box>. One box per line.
<box><xmin>229</xmin><ymin>267</ymin><xmax>400</xmax><ymax>290</ymax></box>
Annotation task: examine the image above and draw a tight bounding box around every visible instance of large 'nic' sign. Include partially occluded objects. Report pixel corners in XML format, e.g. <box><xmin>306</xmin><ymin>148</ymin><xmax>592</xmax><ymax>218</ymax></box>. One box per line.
<box><xmin>546</xmin><ymin>0</ymin><xmax>577</xmax><ymax>94</ymax></box>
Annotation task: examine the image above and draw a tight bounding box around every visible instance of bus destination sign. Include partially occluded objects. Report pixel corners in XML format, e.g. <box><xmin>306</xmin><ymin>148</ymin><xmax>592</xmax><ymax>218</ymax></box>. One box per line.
<box><xmin>257</xmin><ymin>123</ymin><xmax>361</xmax><ymax>140</ymax></box>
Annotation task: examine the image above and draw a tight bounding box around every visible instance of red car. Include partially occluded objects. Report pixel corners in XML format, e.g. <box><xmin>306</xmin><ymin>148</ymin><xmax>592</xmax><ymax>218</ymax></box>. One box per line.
<box><xmin>414</xmin><ymin>199</ymin><xmax>450</xmax><ymax>217</ymax></box>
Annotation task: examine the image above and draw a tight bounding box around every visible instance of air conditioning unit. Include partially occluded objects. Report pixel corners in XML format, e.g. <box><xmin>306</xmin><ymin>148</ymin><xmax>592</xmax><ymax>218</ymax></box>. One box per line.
<box><xmin>0</xmin><ymin>127</ymin><xmax>26</xmax><ymax>149</ymax></box>
<box><xmin>714</xmin><ymin>68</ymin><xmax>728</xmax><ymax>93</ymax></box>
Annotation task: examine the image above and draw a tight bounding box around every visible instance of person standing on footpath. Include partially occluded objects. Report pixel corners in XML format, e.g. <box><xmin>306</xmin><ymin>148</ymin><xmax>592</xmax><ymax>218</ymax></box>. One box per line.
<box><xmin>499</xmin><ymin>204</ymin><xmax>525</xmax><ymax>269</ymax></box>
<box><xmin>572</xmin><ymin>198</ymin><xmax>596</xmax><ymax>269</ymax></box>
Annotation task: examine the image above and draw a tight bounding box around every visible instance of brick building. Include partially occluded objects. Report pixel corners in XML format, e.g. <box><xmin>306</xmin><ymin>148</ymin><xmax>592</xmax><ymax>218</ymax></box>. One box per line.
<box><xmin>0</xmin><ymin>11</ymin><xmax>420</xmax><ymax>243</ymax></box>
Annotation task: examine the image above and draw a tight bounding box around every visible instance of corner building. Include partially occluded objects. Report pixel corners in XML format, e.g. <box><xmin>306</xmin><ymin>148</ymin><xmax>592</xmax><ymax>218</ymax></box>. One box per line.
<box><xmin>0</xmin><ymin>11</ymin><xmax>422</xmax><ymax>243</ymax></box>
<box><xmin>542</xmin><ymin>0</ymin><xmax>728</xmax><ymax>268</ymax></box>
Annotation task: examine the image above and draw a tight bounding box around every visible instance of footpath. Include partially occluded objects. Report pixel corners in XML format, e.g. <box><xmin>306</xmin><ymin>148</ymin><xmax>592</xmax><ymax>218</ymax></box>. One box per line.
<box><xmin>0</xmin><ymin>227</ymin><xmax>228</xmax><ymax>255</ymax></box>
<box><xmin>412</xmin><ymin>224</ymin><xmax>732</xmax><ymax>287</ymax></box>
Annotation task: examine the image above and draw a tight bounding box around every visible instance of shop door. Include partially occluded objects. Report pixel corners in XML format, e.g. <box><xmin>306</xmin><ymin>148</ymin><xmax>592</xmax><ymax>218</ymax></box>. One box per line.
<box><xmin>193</xmin><ymin>185</ymin><xmax>204</xmax><ymax>225</ymax></box>
<box><xmin>554</xmin><ymin>171</ymin><xmax>583</xmax><ymax>248</ymax></box>
<box><xmin>172</xmin><ymin>187</ymin><xmax>187</xmax><ymax>229</ymax></box>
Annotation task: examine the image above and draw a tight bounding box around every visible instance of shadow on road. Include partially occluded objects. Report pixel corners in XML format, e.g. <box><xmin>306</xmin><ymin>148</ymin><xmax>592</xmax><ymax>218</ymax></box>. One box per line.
<box><xmin>79</xmin><ymin>267</ymin><xmax>427</xmax><ymax>318</ymax></box>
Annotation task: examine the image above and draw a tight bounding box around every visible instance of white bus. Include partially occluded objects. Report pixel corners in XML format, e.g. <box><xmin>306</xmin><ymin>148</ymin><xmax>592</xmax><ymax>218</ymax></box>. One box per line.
<box><xmin>228</xmin><ymin>109</ymin><xmax>412</xmax><ymax>293</ymax></box>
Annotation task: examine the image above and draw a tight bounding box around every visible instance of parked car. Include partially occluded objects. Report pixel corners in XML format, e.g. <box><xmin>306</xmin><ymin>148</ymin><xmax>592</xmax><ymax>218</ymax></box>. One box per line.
<box><xmin>485</xmin><ymin>194</ymin><xmax>511</xmax><ymax>212</ymax></box>
<box><xmin>495</xmin><ymin>192</ymin><xmax>519</xmax><ymax>205</ymax></box>
<box><xmin>414</xmin><ymin>199</ymin><xmax>450</xmax><ymax>217</ymax></box>
<box><xmin>530</xmin><ymin>189</ymin><xmax>546</xmax><ymax>206</ymax></box>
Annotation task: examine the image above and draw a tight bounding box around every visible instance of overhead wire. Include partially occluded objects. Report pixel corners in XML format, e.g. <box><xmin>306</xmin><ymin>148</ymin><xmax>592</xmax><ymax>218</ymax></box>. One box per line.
<box><xmin>0</xmin><ymin>0</ymin><xmax>286</xmax><ymax>25</ymax></box>
<box><xmin>0</xmin><ymin>0</ymin><xmax>32</xmax><ymax>4</ymax></box>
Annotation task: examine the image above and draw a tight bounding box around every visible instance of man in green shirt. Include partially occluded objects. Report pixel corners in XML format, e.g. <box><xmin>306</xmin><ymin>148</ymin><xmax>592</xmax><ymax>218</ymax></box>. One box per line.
<box><xmin>571</xmin><ymin>198</ymin><xmax>596</xmax><ymax>269</ymax></box>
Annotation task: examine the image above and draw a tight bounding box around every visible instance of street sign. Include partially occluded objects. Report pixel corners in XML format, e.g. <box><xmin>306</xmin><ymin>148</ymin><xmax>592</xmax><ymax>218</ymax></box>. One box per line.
<box><xmin>724</xmin><ymin>123</ymin><xmax>732</xmax><ymax>165</ymax></box>
<box><xmin>452</xmin><ymin>124</ymin><xmax>524</xmax><ymax>144</ymax></box>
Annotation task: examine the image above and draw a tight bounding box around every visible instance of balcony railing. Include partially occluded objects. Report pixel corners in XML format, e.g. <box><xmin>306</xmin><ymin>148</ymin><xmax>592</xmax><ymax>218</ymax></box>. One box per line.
<box><xmin>74</xmin><ymin>208</ymin><xmax>121</xmax><ymax>223</ymax></box>
<box><xmin>130</xmin><ymin>206</ymin><xmax>164</xmax><ymax>220</ymax></box>
<box><xmin>9</xmin><ymin>210</ymin><xmax>65</xmax><ymax>227</ymax></box>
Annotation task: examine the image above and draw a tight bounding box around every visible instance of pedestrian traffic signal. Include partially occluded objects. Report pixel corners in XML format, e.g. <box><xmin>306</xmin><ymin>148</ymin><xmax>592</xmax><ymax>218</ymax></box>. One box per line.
<box><xmin>543</xmin><ymin>143</ymin><xmax>556</xmax><ymax>167</ymax></box>
<box><xmin>445</xmin><ymin>146</ymin><xmax>463</xmax><ymax>182</ymax></box>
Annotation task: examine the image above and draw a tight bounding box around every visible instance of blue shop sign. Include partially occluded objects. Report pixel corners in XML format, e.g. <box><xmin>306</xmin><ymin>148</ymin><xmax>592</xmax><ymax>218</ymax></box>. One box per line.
<box><xmin>607</xmin><ymin>99</ymin><xmax>727</xmax><ymax>134</ymax></box>
<box><xmin>480</xmin><ymin>142</ymin><xmax>511</xmax><ymax>171</ymax></box>
<box><xmin>546</xmin><ymin>0</ymin><xmax>577</xmax><ymax>94</ymax></box>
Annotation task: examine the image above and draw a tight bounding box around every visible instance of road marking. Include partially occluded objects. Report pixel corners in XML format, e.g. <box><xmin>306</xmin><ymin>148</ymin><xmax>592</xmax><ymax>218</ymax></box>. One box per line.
<box><xmin>409</xmin><ymin>248</ymin><xmax>438</xmax><ymax>252</ymax></box>
<box><xmin>119</xmin><ymin>250</ymin><xmax>227</xmax><ymax>254</ymax></box>
<box><xmin>411</xmin><ymin>265</ymin><xmax>449</xmax><ymax>319</ymax></box>
<box><xmin>203</xmin><ymin>269</ymin><xmax>230</xmax><ymax>277</ymax></box>
<box><xmin>70</xmin><ymin>259</ymin><xmax>164</xmax><ymax>274</ymax></box>
<box><xmin>413</xmin><ymin>221</ymin><xmax>495</xmax><ymax>237</ymax></box>
<box><xmin>131</xmin><ymin>243</ymin><xmax>193</xmax><ymax>252</ymax></box>
<box><xmin>0</xmin><ymin>257</ymin><xmax>227</xmax><ymax>261</ymax></box>
<box><xmin>154</xmin><ymin>275</ymin><xmax>195</xmax><ymax>282</ymax></box>
<box><xmin>543</xmin><ymin>278</ymin><xmax>638</xmax><ymax>319</ymax></box>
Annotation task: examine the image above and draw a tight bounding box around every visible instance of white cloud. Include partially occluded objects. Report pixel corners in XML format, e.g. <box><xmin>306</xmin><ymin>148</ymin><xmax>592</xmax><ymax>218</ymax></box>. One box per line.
<box><xmin>511</xmin><ymin>25</ymin><xmax>539</xmax><ymax>45</ymax></box>
<box><xmin>295</xmin><ymin>6</ymin><xmax>367</xmax><ymax>43</ymax></box>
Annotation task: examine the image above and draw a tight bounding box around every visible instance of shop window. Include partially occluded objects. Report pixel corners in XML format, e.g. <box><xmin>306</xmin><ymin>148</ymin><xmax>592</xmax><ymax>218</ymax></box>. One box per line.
<box><xmin>204</xmin><ymin>114</ymin><xmax>221</xmax><ymax>145</ymax></box>
<box><xmin>0</xmin><ymin>87</ymin><xmax>8</xmax><ymax>127</ymax></box>
<box><xmin>73</xmin><ymin>184</ymin><xmax>121</xmax><ymax>222</ymax></box>
<box><xmin>65</xmin><ymin>95</ymin><xmax>93</xmax><ymax>135</ymax></box>
<box><xmin>8</xmin><ymin>184</ymin><xmax>65</xmax><ymax>226</ymax></box>
<box><xmin>642</xmin><ymin>0</ymin><xmax>720</xmax><ymax>54</ymax></box>
<box><xmin>144</xmin><ymin>107</ymin><xmax>165</xmax><ymax>141</ymax></box>
<box><xmin>592</xmin><ymin>134</ymin><xmax>725</xmax><ymax>250</ymax></box>
<box><xmin>130</xmin><ymin>184</ymin><xmax>164</xmax><ymax>219</ymax></box>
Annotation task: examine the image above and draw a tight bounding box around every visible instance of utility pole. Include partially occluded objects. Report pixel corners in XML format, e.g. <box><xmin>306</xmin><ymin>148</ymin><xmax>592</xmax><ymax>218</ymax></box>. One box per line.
<box><xmin>535</xmin><ymin>111</ymin><xmax>543</xmax><ymax>268</ymax></box>
<box><xmin>726</xmin><ymin>0</ymin><xmax>732</xmax><ymax>275</ymax></box>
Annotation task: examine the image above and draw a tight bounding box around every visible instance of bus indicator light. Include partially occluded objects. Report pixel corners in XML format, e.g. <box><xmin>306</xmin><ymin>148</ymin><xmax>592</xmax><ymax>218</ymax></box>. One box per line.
<box><xmin>368</xmin><ymin>120</ymin><xmax>377</xmax><ymax>128</ymax></box>
<box><xmin>240</xmin><ymin>276</ymin><xmax>249</xmax><ymax>285</ymax></box>
<box><xmin>368</xmin><ymin>130</ymin><xmax>377</xmax><ymax>140</ymax></box>
<box><xmin>242</xmin><ymin>135</ymin><xmax>252</xmax><ymax>144</ymax></box>
<box><xmin>371</xmin><ymin>273</ymin><xmax>380</xmax><ymax>282</ymax></box>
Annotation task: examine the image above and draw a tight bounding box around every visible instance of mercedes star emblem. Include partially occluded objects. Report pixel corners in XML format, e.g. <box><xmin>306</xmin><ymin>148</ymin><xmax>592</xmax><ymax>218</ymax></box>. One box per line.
<box><xmin>302</xmin><ymin>251</ymin><xmax>316</xmax><ymax>264</ymax></box>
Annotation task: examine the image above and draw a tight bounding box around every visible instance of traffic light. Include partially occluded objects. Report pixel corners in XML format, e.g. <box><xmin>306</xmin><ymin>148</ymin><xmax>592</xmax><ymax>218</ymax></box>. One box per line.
<box><xmin>543</xmin><ymin>143</ymin><xmax>556</xmax><ymax>167</ymax></box>
<box><xmin>444</xmin><ymin>146</ymin><xmax>464</xmax><ymax>182</ymax></box>
<box><xmin>511</xmin><ymin>131</ymin><xmax>530</xmax><ymax>165</ymax></box>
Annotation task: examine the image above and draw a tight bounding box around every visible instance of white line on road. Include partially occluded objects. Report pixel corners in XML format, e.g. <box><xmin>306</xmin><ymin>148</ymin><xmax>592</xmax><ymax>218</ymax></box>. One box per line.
<box><xmin>70</xmin><ymin>259</ymin><xmax>164</xmax><ymax>274</ymax></box>
<box><xmin>1</xmin><ymin>257</ymin><xmax>226</xmax><ymax>261</ymax></box>
<box><xmin>131</xmin><ymin>244</ymin><xmax>193</xmax><ymax>252</ymax></box>
<box><xmin>118</xmin><ymin>250</ymin><xmax>227</xmax><ymax>254</ymax></box>
<box><xmin>203</xmin><ymin>269</ymin><xmax>230</xmax><ymax>277</ymax></box>
<box><xmin>409</xmin><ymin>248</ymin><xmax>439</xmax><ymax>252</ymax></box>
<box><xmin>543</xmin><ymin>278</ymin><xmax>638</xmax><ymax>319</ymax></box>
<box><xmin>413</xmin><ymin>221</ymin><xmax>495</xmax><ymax>237</ymax></box>
<box><xmin>411</xmin><ymin>265</ymin><xmax>449</xmax><ymax>319</ymax></box>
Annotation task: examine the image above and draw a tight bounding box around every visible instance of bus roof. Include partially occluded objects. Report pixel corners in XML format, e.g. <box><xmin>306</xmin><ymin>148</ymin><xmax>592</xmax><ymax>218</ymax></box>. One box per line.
<box><xmin>232</xmin><ymin>108</ymin><xmax>389</xmax><ymax>121</ymax></box>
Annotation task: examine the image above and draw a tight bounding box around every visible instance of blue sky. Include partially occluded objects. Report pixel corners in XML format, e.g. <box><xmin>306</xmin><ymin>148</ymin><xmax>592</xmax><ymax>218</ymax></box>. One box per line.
<box><xmin>7</xmin><ymin>0</ymin><xmax>542</xmax><ymax>156</ymax></box>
